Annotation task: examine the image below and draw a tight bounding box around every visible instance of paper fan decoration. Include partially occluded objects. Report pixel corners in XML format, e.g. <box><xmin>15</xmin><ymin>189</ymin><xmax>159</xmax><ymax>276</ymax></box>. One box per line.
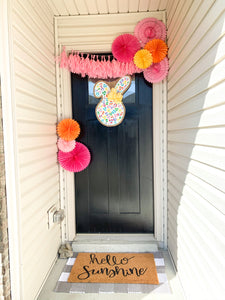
<box><xmin>112</xmin><ymin>34</ymin><xmax>141</xmax><ymax>63</ymax></box>
<box><xmin>134</xmin><ymin>18</ymin><xmax>166</xmax><ymax>47</ymax></box>
<box><xmin>57</xmin><ymin>138</ymin><xmax>76</xmax><ymax>152</ymax></box>
<box><xmin>143</xmin><ymin>57</ymin><xmax>169</xmax><ymax>83</ymax></box>
<box><xmin>58</xmin><ymin>142</ymin><xmax>91</xmax><ymax>172</ymax></box>
<box><xmin>144</xmin><ymin>39</ymin><xmax>168</xmax><ymax>63</ymax></box>
<box><xmin>58</xmin><ymin>17</ymin><xmax>169</xmax><ymax>85</ymax></box>
<box><xmin>133</xmin><ymin>49</ymin><xmax>153</xmax><ymax>69</ymax></box>
<box><xmin>57</xmin><ymin>118</ymin><xmax>80</xmax><ymax>141</ymax></box>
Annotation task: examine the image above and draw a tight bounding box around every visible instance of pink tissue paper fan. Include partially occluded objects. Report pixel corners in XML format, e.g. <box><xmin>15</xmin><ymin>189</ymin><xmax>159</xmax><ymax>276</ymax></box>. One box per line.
<box><xmin>57</xmin><ymin>138</ymin><xmax>76</xmax><ymax>153</ymax></box>
<box><xmin>143</xmin><ymin>57</ymin><xmax>169</xmax><ymax>83</ymax></box>
<box><xmin>134</xmin><ymin>18</ymin><xmax>167</xmax><ymax>47</ymax></box>
<box><xmin>58</xmin><ymin>142</ymin><xmax>91</xmax><ymax>172</ymax></box>
<box><xmin>112</xmin><ymin>34</ymin><xmax>141</xmax><ymax>63</ymax></box>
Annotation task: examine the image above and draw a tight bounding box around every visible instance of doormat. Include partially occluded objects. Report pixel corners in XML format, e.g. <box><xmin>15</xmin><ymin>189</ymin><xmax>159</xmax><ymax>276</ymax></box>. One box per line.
<box><xmin>55</xmin><ymin>252</ymin><xmax>171</xmax><ymax>294</ymax></box>
<box><xmin>68</xmin><ymin>253</ymin><xmax>159</xmax><ymax>284</ymax></box>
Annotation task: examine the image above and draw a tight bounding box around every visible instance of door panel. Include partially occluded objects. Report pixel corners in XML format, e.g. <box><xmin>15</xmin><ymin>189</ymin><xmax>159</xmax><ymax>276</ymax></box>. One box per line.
<box><xmin>118</xmin><ymin>119</ymin><xmax>140</xmax><ymax>213</ymax></box>
<box><xmin>88</xmin><ymin>120</ymin><xmax>108</xmax><ymax>214</ymax></box>
<box><xmin>72</xmin><ymin>73</ymin><xmax>153</xmax><ymax>233</ymax></box>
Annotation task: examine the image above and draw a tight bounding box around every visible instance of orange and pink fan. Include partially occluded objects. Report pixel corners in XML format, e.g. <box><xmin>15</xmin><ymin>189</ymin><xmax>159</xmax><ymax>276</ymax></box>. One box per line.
<box><xmin>56</xmin><ymin>118</ymin><xmax>91</xmax><ymax>172</ymax></box>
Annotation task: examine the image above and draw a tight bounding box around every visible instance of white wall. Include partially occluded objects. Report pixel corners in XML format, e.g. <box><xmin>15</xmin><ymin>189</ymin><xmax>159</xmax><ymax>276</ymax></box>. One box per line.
<box><xmin>167</xmin><ymin>0</ymin><xmax>225</xmax><ymax>299</ymax></box>
<box><xmin>2</xmin><ymin>0</ymin><xmax>61</xmax><ymax>299</ymax></box>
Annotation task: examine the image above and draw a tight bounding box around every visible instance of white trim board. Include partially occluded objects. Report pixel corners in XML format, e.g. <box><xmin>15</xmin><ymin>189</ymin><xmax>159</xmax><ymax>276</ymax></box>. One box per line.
<box><xmin>72</xmin><ymin>234</ymin><xmax>158</xmax><ymax>252</ymax></box>
<box><xmin>55</xmin><ymin>11</ymin><xmax>167</xmax><ymax>248</ymax></box>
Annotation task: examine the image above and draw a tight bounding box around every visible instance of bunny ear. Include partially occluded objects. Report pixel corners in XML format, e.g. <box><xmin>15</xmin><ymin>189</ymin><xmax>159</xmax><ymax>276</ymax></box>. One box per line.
<box><xmin>114</xmin><ymin>76</ymin><xmax>131</xmax><ymax>94</ymax></box>
<box><xmin>94</xmin><ymin>81</ymin><xmax>110</xmax><ymax>98</ymax></box>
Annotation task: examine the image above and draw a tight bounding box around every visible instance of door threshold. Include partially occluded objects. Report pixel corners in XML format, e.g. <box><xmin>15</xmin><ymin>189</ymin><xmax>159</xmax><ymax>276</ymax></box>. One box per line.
<box><xmin>72</xmin><ymin>234</ymin><xmax>158</xmax><ymax>253</ymax></box>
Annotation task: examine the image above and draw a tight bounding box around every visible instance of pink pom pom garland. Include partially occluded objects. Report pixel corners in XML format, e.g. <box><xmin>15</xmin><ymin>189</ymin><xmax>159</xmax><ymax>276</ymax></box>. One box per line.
<box><xmin>61</xmin><ymin>53</ymin><xmax>142</xmax><ymax>79</ymax></box>
<box><xmin>59</xmin><ymin>47</ymin><xmax>68</xmax><ymax>68</ymax></box>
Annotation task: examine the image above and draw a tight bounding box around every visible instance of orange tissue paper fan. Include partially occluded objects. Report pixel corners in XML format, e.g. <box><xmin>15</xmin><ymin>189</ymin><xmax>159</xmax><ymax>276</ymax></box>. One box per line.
<box><xmin>144</xmin><ymin>39</ymin><xmax>168</xmax><ymax>63</ymax></box>
<box><xmin>57</xmin><ymin>118</ymin><xmax>80</xmax><ymax>141</ymax></box>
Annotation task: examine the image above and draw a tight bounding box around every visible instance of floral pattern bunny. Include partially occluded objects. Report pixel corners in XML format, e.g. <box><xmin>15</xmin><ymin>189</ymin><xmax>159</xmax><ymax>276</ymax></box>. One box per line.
<box><xmin>94</xmin><ymin>76</ymin><xmax>131</xmax><ymax>127</ymax></box>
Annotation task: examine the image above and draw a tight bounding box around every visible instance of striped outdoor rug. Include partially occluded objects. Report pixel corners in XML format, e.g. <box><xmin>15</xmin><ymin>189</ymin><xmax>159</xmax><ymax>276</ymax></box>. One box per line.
<box><xmin>54</xmin><ymin>252</ymin><xmax>171</xmax><ymax>294</ymax></box>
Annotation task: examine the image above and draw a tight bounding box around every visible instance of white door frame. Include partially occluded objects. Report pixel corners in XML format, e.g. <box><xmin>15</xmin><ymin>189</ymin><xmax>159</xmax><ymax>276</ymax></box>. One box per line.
<box><xmin>55</xmin><ymin>11</ymin><xmax>167</xmax><ymax>248</ymax></box>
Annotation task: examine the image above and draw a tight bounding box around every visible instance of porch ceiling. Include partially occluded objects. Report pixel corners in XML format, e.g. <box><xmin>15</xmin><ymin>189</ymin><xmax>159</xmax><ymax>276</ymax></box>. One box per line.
<box><xmin>46</xmin><ymin>0</ymin><xmax>167</xmax><ymax>16</ymax></box>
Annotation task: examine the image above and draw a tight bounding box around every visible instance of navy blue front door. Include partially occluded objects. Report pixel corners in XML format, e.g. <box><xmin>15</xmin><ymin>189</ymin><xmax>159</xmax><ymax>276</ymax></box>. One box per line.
<box><xmin>72</xmin><ymin>73</ymin><xmax>154</xmax><ymax>233</ymax></box>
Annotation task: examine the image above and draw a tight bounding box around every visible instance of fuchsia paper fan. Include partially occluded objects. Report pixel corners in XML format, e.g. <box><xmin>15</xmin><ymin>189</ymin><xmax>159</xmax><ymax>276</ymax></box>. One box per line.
<box><xmin>112</xmin><ymin>34</ymin><xmax>141</xmax><ymax>63</ymax></box>
<box><xmin>143</xmin><ymin>57</ymin><xmax>169</xmax><ymax>83</ymax></box>
<box><xmin>57</xmin><ymin>138</ymin><xmax>76</xmax><ymax>153</ymax></box>
<box><xmin>58</xmin><ymin>142</ymin><xmax>91</xmax><ymax>172</ymax></box>
<box><xmin>134</xmin><ymin>18</ymin><xmax>166</xmax><ymax>47</ymax></box>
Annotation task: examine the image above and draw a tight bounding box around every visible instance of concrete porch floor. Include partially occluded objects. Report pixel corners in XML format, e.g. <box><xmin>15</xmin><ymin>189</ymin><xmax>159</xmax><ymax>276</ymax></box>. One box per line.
<box><xmin>37</xmin><ymin>251</ymin><xmax>186</xmax><ymax>300</ymax></box>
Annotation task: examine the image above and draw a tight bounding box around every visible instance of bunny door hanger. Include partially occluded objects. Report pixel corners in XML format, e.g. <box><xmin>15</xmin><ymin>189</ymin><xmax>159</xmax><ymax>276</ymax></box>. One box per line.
<box><xmin>94</xmin><ymin>76</ymin><xmax>131</xmax><ymax>127</ymax></box>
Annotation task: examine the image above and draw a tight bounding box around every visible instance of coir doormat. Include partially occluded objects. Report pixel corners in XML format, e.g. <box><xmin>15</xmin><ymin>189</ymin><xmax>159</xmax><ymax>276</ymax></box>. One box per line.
<box><xmin>68</xmin><ymin>253</ymin><xmax>159</xmax><ymax>284</ymax></box>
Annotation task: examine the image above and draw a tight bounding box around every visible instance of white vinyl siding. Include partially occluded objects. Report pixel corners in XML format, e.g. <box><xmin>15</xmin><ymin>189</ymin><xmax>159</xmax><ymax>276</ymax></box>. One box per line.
<box><xmin>167</xmin><ymin>0</ymin><xmax>225</xmax><ymax>299</ymax></box>
<box><xmin>46</xmin><ymin>0</ymin><xmax>166</xmax><ymax>15</ymax></box>
<box><xmin>56</xmin><ymin>11</ymin><xmax>165</xmax><ymax>52</ymax></box>
<box><xmin>10</xmin><ymin>1</ymin><xmax>60</xmax><ymax>299</ymax></box>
